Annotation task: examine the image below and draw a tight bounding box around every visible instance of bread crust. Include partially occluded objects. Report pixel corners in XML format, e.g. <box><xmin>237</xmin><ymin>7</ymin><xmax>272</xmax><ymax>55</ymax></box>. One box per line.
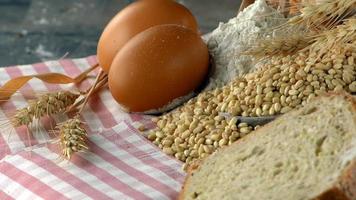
<box><xmin>178</xmin><ymin>92</ymin><xmax>356</xmax><ymax>200</ymax></box>
<box><xmin>318</xmin><ymin>92</ymin><xmax>356</xmax><ymax>200</ymax></box>
<box><xmin>338</xmin><ymin>160</ymin><xmax>356</xmax><ymax>200</ymax></box>
<box><xmin>315</xmin><ymin>161</ymin><xmax>356</xmax><ymax>200</ymax></box>
<box><xmin>178</xmin><ymin>162</ymin><xmax>199</xmax><ymax>200</ymax></box>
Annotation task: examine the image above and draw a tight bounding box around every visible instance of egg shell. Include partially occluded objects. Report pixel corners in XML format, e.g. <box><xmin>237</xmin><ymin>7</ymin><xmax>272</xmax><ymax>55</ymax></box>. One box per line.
<box><xmin>97</xmin><ymin>0</ymin><xmax>198</xmax><ymax>73</ymax></box>
<box><xmin>108</xmin><ymin>24</ymin><xmax>210</xmax><ymax>113</ymax></box>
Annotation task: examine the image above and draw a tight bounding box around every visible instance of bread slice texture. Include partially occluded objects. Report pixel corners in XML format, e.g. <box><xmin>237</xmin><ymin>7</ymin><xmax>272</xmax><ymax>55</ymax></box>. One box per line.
<box><xmin>179</xmin><ymin>93</ymin><xmax>356</xmax><ymax>200</ymax></box>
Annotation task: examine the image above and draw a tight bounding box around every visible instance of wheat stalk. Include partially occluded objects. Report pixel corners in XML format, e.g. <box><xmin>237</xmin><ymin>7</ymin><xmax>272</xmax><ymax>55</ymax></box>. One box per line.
<box><xmin>305</xmin><ymin>18</ymin><xmax>356</xmax><ymax>59</ymax></box>
<box><xmin>11</xmin><ymin>91</ymin><xmax>79</xmax><ymax>127</ymax></box>
<box><xmin>57</xmin><ymin>116</ymin><xmax>88</xmax><ymax>159</ymax></box>
<box><xmin>69</xmin><ymin>72</ymin><xmax>108</xmax><ymax>113</ymax></box>
<box><xmin>244</xmin><ymin>32</ymin><xmax>313</xmax><ymax>58</ymax></box>
<box><xmin>288</xmin><ymin>0</ymin><xmax>356</xmax><ymax>31</ymax></box>
<box><xmin>78</xmin><ymin>70</ymin><xmax>107</xmax><ymax>113</ymax></box>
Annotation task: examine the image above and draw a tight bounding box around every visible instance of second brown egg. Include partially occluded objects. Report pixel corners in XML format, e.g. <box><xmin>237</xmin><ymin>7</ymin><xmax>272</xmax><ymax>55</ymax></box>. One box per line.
<box><xmin>108</xmin><ymin>24</ymin><xmax>210</xmax><ymax>113</ymax></box>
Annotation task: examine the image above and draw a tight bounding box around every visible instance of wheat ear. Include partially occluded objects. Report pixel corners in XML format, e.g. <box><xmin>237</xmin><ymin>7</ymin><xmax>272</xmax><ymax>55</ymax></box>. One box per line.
<box><xmin>244</xmin><ymin>32</ymin><xmax>313</xmax><ymax>58</ymax></box>
<box><xmin>288</xmin><ymin>0</ymin><xmax>356</xmax><ymax>31</ymax></box>
<box><xmin>58</xmin><ymin>116</ymin><xmax>88</xmax><ymax>159</ymax></box>
<box><xmin>11</xmin><ymin>91</ymin><xmax>79</xmax><ymax>127</ymax></box>
<box><xmin>305</xmin><ymin>18</ymin><xmax>356</xmax><ymax>59</ymax></box>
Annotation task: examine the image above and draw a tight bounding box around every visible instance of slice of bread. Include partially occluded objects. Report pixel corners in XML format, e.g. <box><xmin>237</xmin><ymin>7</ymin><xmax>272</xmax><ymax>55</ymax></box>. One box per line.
<box><xmin>179</xmin><ymin>93</ymin><xmax>356</xmax><ymax>200</ymax></box>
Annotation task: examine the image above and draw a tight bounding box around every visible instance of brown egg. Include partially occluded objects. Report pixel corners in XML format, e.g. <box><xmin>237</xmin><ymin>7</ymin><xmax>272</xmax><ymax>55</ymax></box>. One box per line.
<box><xmin>108</xmin><ymin>24</ymin><xmax>209</xmax><ymax>113</ymax></box>
<box><xmin>97</xmin><ymin>0</ymin><xmax>198</xmax><ymax>73</ymax></box>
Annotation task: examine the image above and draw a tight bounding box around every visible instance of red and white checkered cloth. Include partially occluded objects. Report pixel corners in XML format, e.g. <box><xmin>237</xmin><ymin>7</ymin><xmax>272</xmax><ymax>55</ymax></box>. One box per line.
<box><xmin>0</xmin><ymin>56</ymin><xmax>185</xmax><ymax>200</ymax></box>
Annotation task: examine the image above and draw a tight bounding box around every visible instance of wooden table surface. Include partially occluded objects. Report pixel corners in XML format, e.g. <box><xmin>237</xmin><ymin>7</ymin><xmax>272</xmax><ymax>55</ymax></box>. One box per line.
<box><xmin>0</xmin><ymin>0</ymin><xmax>242</xmax><ymax>67</ymax></box>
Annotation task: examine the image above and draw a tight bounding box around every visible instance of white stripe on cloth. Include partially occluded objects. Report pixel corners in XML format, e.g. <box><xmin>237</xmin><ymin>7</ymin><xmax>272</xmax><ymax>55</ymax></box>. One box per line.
<box><xmin>72</xmin><ymin>58</ymin><xmax>98</xmax><ymax>77</ymax></box>
<box><xmin>100</xmin><ymin>124</ymin><xmax>183</xmax><ymax>189</ymax></box>
<box><xmin>0</xmin><ymin>109</ymin><xmax>24</xmax><ymax>155</ymax></box>
<box><xmin>32</xmin><ymin>147</ymin><xmax>132</xmax><ymax>199</ymax></box>
<box><xmin>114</xmin><ymin>123</ymin><xmax>184</xmax><ymax>172</ymax></box>
<box><xmin>0</xmin><ymin>172</ymin><xmax>43</xmax><ymax>200</ymax></box>
<box><xmin>0</xmin><ymin>69</ymin><xmax>26</xmax><ymax>154</ymax></box>
<box><xmin>77</xmin><ymin>145</ymin><xmax>168</xmax><ymax>199</ymax></box>
<box><xmin>19</xmin><ymin>64</ymin><xmax>49</xmax><ymax>92</ymax></box>
<box><xmin>96</xmin><ymin>89</ymin><xmax>131</xmax><ymax>122</ymax></box>
<box><xmin>91</xmin><ymin>134</ymin><xmax>180</xmax><ymax>192</ymax></box>
<box><xmin>0</xmin><ymin>67</ymin><xmax>29</xmax><ymax>109</ymax></box>
<box><xmin>4</xmin><ymin>154</ymin><xmax>90</xmax><ymax>199</ymax></box>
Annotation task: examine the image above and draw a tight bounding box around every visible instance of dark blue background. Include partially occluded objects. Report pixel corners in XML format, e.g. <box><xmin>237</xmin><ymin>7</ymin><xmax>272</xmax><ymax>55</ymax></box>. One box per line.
<box><xmin>0</xmin><ymin>0</ymin><xmax>241</xmax><ymax>67</ymax></box>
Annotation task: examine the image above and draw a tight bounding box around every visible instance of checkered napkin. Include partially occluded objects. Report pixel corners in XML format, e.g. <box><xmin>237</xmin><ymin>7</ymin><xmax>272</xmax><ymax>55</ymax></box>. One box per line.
<box><xmin>0</xmin><ymin>56</ymin><xmax>185</xmax><ymax>200</ymax></box>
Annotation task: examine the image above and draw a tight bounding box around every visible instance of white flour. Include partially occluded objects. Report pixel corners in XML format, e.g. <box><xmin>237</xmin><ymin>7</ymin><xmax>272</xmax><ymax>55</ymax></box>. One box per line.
<box><xmin>142</xmin><ymin>92</ymin><xmax>195</xmax><ymax>114</ymax></box>
<box><xmin>206</xmin><ymin>0</ymin><xmax>286</xmax><ymax>90</ymax></box>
